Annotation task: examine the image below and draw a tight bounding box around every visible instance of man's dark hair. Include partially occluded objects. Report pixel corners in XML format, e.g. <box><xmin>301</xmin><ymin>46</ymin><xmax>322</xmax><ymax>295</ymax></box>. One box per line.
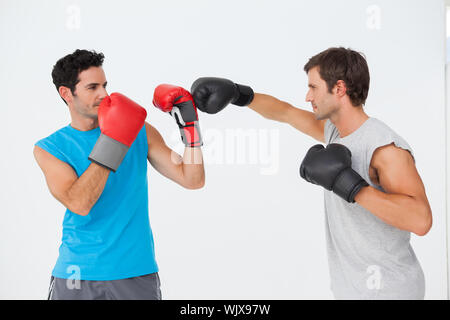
<box><xmin>303</xmin><ymin>47</ymin><xmax>370</xmax><ymax>107</ymax></box>
<box><xmin>51</xmin><ymin>49</ymin><xmax>105</xmax><ymax>102</ymax></box>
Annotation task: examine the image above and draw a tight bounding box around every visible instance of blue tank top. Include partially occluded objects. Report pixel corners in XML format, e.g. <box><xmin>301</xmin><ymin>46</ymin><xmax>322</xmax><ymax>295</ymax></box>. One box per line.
<box><xmin>35</xmin><ymin>124</ymin><xmax>158</xmax><ymax>280</ymax></box>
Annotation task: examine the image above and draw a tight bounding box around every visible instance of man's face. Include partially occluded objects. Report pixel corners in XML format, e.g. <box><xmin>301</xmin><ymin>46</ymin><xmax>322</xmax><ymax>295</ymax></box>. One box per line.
<box><xmin>70</xmin><ymin>66</ymin><xmax>108</xmax><ymax>119</ymax></box>
<box><xmin>305</xmin><ymin>66</ymin><xmax>339</xmax><ymax>120</ymax></box>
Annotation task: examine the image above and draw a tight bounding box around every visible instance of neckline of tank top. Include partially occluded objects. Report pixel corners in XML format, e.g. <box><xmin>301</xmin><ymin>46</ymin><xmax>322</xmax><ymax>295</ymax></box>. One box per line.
<box><xmin>66</xmin><ymin>124</ymin><xmax>100</xmax><ymax>137</ymax></box>
<box><xmin>338</xmin><ymin>117</ymin><xmax>373</xmax><ymax>140</ymax></box>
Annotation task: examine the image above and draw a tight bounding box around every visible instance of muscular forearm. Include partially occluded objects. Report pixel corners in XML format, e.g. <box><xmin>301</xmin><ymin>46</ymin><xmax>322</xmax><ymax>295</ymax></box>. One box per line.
<box><xmin>180</xmin><ymin>147</ymin><xmax>205</xmax><ymax>189</ymax></box>
<box><xmin>66</xmin><ymin>163</ymin><xmax>110</xmax><ymax>215</ymax></box>
<box><xmin>248</xmin><ymin>93</ymin><xmax>293</xmax><ymax>123</ymax></box>
<box><xmin>354</xmin><ymin>186</ymin><xmax>432</xmax><ymax>236</ymax></box>
<box><xmin>248</xmin><ymin>93</ymin><xmax>323</xmax><ymax>141</ymax></box>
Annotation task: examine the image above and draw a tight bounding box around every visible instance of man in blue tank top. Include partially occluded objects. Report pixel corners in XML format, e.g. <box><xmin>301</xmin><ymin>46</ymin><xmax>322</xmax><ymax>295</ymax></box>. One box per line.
<box><xmin>34</xmin><ymin>49</ymin><xmax>205</xmax><ymax>300</ymax></box>
<box><xmin>189</xmin><ymin>47</ymin><xmax>432</xmax><ymax>299</ymax></box>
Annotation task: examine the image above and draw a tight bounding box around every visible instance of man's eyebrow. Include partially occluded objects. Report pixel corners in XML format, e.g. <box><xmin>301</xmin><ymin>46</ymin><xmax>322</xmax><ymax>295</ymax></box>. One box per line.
<box><xmin>85</xmin><ymin>81</ymin><xmax>108</xmax><ymax>88</ymax></box>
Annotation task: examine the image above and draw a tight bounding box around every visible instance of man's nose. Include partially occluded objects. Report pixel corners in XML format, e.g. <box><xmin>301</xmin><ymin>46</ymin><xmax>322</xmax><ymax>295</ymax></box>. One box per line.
<box><xmin>99</xmin><ymin>87</ymin><xmax>108</xmax><ymax>100</ymax></box>
<box><xmin>101</xmin><ymin>88</ymin><xmax>108</xmax><ymax>99</ymax></box>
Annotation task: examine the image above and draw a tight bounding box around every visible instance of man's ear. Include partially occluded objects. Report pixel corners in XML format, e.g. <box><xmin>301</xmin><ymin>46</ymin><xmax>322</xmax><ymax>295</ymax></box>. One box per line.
<box><xmin>58</xmin><ymin>86</ymin><xmax>73</xmax><ymax>104</ymax></box>
<box><xmin>334</xmin><ymin>80</ymin><xmax>347</xmax><ymax>97</ymax></box>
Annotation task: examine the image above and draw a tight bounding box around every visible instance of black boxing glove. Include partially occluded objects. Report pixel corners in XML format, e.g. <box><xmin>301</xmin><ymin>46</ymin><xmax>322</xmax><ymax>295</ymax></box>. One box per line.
<box><xmin>190</xmin><ymin>77</ymin><xmax>254</xmax><ymax>114</ymax></box>
<box><xmin>299</xmin><ymin>143</ymin><xmax>368</xmax><ymax>203</ymax></box>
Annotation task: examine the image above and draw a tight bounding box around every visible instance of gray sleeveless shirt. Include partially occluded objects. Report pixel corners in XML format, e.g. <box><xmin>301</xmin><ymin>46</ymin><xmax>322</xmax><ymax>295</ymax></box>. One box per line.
<box><xmin>323</xmin><ymin>117</ymin><xmax>425</xmax><ymax>299</ymax></box>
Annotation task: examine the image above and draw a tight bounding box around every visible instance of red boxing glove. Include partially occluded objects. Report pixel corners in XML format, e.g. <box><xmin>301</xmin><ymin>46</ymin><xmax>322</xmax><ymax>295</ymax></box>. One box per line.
<box><xmin>89</xmin><ymin>92</ymin><xmax>147</xmax><ymax>172</ymax></box>
<box><xmin>153</xmin><ymin>84</ymin><xmax>203</xmax><ymax>147</ymax></box>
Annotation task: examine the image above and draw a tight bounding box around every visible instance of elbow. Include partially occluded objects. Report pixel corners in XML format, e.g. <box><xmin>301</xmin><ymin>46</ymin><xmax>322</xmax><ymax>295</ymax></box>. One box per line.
<box><xmin>414</xmin><ymin>210</ymin><xmax>432</xmax><ymax>236</ymax></box>
<box><xmin>197</xmin><ymin>179</ymin><xmax>205</xmax><ymax>189</ymax></box>
<box><xmin>60</xmin><ymin>192</ymin><xmax>92</xmax><ymax>216</ymax></box>
<box><xmin>184</xmin><ymin>177</ymin><xmax>205</xmax><ymax>190</ymax></box>
<box><xmin>75</xmin><ymin>209</ymin><xmax>90</xmax><ymax>217</ymax></box>
<box><xmin>67</xmin><ymin>202</ymin><xmax>91</xmax><ymax>216</ymax></box>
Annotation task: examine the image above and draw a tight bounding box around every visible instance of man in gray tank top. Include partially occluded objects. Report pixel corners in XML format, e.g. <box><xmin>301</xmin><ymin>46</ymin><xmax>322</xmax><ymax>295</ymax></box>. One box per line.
<box><xmin>190</xmin><ymin>47</ymin><xmax>432</xmax><ymax>299</ymax></box>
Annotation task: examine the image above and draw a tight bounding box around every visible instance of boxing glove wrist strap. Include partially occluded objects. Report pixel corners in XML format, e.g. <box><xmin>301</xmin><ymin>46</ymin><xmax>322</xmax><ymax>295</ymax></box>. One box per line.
<box><xmin>233</xmin><ymin>83</ymin><xmax>254</xmax><ymax>106</ymax></box>
<box><xmin>333</xmin><ymin>167</ymin><xmax>369</xmax><ymax>203</ymax></box>
<box><xmin>179</xmin><ymin>121</ymin><xmax>203</xmax><ymax>148</ymax></box>
<box><xmin>88</xmin><ymin>133</ymin><xmax>129</xmax><ymax>172</ymax></box>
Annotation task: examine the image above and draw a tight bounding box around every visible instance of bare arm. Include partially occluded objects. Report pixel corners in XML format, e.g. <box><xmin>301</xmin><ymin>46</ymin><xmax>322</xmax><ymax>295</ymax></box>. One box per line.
<box><xmin>145</xmin><ymin>122</ymin><xmax>205</xmax><ymax>189</ymax></box>
<box><xmin>33</xmin><ymin>145</ymin><xmax>110</xmax><ymax>216</ymax></box>
<box><xmin>354</xmin><ymin>144</ymin><xmax>432</xmax><ymax>236</ymax></box>
<box><xmin>248</xmin><ymin>93</ymin><xmax>327</xmax><ymax>142</ymax></box>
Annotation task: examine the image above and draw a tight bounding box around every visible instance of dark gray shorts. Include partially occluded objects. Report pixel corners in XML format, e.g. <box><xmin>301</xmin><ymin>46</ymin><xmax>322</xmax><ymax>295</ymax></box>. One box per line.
<box><xmin>47</xmin><ymin>272</ymin><xmax>162</xmax><ymax>300</ymax></box>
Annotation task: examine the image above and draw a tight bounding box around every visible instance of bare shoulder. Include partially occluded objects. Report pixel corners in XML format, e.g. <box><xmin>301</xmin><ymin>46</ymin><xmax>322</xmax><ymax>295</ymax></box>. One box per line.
<box><xmin>371</xmin><ymin>143</ymin><xmax>414</xmax><ymax>168</ymax></box>
<box><xmin>144</xmin><ymin>121</ymin><xmax>166</xmax><ymax>148</ymax></box>
<box><xmin>33</xmin><ymin>145</ymin><xmax>78</xmax><ymax>200</ymax></box>
<box><xmin>369</xmin><ymin>142</ymin><xmax>425</xmax><ymax>196</ymax></box>
<box><xmin>33</xmin><ymin>145</ymin><xmax>76</xmax><ymax>176</ymax></box>
<box><xmin>33</xmin><ymin>145</ymin><xmax>62</xmax><ymax>168</ymax></box>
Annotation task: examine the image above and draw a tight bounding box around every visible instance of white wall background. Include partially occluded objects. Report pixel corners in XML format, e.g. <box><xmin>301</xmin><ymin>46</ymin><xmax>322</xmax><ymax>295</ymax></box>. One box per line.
<box><xmin>0</xmin><ymin>0</ymin><xmax>447</xmax><ymax>299</ymax></box>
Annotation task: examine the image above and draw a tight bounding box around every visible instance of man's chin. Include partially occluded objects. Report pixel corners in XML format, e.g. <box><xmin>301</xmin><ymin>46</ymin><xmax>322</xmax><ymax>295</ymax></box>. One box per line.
<box><xmin>315</xmin><ymin>109</ymin><xmax>333</xmax><ymax>120</ymax></box>
<box><xmin>85</xmin><ymin>113</ymin><xmax>98</xmax><ymax>120</ymax></box>
<box><xmin>315</xmin><ymin>114</ymin><xmax>326</xmax><ymax>121</ymax></box>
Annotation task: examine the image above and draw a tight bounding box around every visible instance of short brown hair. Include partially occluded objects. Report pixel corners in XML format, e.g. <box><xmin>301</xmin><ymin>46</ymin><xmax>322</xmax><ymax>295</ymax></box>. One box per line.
<box><xmin>52</xmin><ymin>49</ymin><xmax>105</xmax><ymax>94</ymax></box>
<box><xmin>304</xmin><ymin>47</ymin><xmax>370</xmax><ymax>106</ymax></box>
